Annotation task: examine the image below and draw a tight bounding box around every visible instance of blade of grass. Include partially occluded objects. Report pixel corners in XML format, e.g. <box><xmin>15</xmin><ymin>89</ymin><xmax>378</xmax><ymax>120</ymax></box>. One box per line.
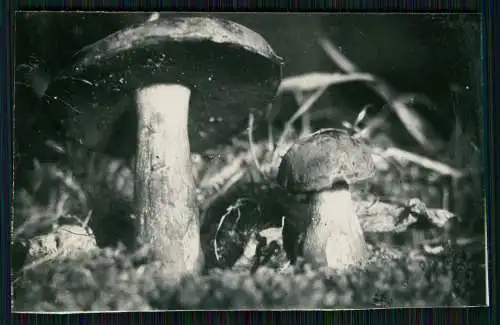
<box><xmin>272</xmin><ymin>86</ymin><xmax>328</xmax><ymax>165</ymax></box>
<box><xmin>293</xmin><ymin>91</ymin><xmax>312</xmax><ymax>137</ymax></box>
<box><xmin>381</xmin><ymin>147</ymin><xmax>464</xmax><ymax>178</ymax></box>
<box><xmin>318</xmin><ymin>36</ymin><xmax>439</xmax><ymax>152</ymax></box>
<box><xmin>277</xmin><ymin>72</ymin><xmax>374</xmax><ymax>94</ymax></box>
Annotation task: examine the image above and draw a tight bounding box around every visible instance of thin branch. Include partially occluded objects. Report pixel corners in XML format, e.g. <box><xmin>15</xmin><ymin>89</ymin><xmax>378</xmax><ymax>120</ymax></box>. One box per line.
<box><xmin>318</xmin><ymin>36</ymin><xmax>439</xmax><ymax>152</ymax></box>
<box><xmin>201</xmin><ymin>169</ymin><xmax>245</xmax><ymax>211</ymax></box>
<box><xmin>18</xmin><ymin>250</ymin><xmax>63</xmax><ymax>274</ymax></box>
<box><xmin>272</xmin><ymin>86</ymin><xmax>328</xmax><ymax>166</ymax></box>
<box><xmin>317</xmin><ymin>38</ymin><xmax>359</xmax><ymax>73</ymax></box>
<box><xmin>198</xmin><ymin>143</ymin><xmax>266</xmax><ymax>195</ymax></box>
<box><xmin>213</xmin><ymin>199</ymin><xmax>248</xmax><ymax>261</ymax></box>
<box><xmin>248</xmin><ymin>113</ymin><xmax>263</xmax><ymax>173</ymax></box>
<box><xmin>381</xmin><ymin>147</ymin><xmax>464</xmax><ymax>178</ymax></box>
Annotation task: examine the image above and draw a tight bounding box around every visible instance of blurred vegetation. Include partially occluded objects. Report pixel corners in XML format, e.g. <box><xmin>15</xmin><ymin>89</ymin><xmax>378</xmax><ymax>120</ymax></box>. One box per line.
<box><xmin>12</xmin><ymin>13</ymin><xmax>486</xmax><ymax>310</ymax></box>
<box><xmin>15</xmin><ymin>243</ymin><xmax>479</xmax><ymax>310</ymax></box>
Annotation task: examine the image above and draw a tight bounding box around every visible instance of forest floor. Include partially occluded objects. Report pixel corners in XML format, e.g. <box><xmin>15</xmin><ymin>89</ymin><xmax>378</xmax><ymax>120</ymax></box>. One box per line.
<box><xmin>12</xmin><ymin>120</ymin><xmax>487</xmax><ymax>310</ymax></box>
<box><xmin>12</xmin><ymin>42</ymin><xmax>487</xmax><ymax>310</ymax></box>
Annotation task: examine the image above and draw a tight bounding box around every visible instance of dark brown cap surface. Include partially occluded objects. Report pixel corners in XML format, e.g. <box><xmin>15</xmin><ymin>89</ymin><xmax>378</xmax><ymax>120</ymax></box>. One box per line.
<box><xmin>45</xmin><ymin>17</ymin><xmax>283</xmax><ymax>153</ymax></box>
<box><xmin>277</xmin><ymin>129</ymin><xmax>375</xmax><ymax>193</ymax></box>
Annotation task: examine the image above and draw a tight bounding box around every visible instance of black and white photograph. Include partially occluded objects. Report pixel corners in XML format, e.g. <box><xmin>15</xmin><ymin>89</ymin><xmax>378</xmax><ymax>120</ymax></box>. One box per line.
<box><xmin>12</xmin><ymin>12</ymin><xmax>487</xmax><ymax>311</ymax></box>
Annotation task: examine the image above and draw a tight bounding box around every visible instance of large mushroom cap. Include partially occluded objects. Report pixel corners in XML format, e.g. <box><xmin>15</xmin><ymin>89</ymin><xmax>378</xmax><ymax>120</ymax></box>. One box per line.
<box><xmin>277</xmin><ymin>129</ymin><xmax>375</xmax><ymax>193</ymax></box>
<box><xmin>45</xmin><ymin>16</ymin><xmax>283</xmax><ymax>154</ymax></box>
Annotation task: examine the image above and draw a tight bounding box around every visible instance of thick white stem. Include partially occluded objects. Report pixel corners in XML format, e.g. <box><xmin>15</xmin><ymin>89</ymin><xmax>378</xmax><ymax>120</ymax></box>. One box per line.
<box><xmin>304</xmin><ymin>189</ymin><xmax>368</xmax><ymax>269</ymax></box>
<box><xmin>135</xmin><ymin>84</ymin><xmax>202</xmax><ymax>279</ymax></box>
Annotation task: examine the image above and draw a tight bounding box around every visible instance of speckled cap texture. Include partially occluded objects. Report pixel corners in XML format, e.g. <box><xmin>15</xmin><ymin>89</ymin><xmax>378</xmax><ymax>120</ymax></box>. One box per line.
<box><xmin>277</xmin><ymin>129</ymin><xmax>375</xmax><ymax>193</ymax></box>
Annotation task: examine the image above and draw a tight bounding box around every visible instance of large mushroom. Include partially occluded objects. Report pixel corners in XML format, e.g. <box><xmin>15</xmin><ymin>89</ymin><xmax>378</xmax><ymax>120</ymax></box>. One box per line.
<box><xmin>277</xmin><ymin>129</ymin><xmax>375</xmax><ymax>269</ymax></box>
<box><xmin>44</xmin><ymin>17</ymin><xmax>283</xmax><ymax>280</ymax></box>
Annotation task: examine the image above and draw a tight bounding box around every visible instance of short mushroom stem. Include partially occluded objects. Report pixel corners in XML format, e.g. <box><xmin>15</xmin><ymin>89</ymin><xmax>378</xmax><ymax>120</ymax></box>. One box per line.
<box><xmin>135</xmin><ymin>84</ymin><xmax>202</xmax><ymax>279</ymax></box>
<box><xmin>305</xmin><ymin>188</ymin><xmax>368</xmax><ymax>269</ymax></box>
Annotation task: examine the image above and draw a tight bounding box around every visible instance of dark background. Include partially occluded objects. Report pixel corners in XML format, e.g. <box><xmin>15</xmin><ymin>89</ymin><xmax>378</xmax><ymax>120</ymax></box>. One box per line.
<box><xmin>14</xmin><ymin>12</ymin><xmax>482</xmax><ymax>138</ymax></box>
<box><xmin>14</xmin><ymin>12</ymin><xmax>483</xmax><ymax>184</ymax></box>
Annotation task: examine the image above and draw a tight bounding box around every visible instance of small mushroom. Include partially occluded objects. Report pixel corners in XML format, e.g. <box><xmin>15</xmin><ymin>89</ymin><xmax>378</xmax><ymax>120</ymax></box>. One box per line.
<box><xmin>277</xmin><ymin>129</ymin><xmax>375</xmax><ymax>269</ymax></box>
<box><xmin>45</xmin><ymin>17</ymin><xmax>283</xmax><ymax>280</ymax></box>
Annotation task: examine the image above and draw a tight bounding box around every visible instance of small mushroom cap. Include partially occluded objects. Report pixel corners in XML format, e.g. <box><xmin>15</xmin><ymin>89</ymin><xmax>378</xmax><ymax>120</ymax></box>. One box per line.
<box><xmin>45</xmin><ymin>16</ymin><xmax>283</xmax><ymax>153</ymax></box>
<box><xmin>277</xmin><ymin>129</ymin><xmax>375</xmax><ymax>193</ymax></box>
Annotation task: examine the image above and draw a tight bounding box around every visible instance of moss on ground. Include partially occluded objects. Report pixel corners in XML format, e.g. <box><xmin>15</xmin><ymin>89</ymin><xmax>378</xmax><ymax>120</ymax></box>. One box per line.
<box><xmin>13</xmin><ymin>234</ymin><xmax>485</xmax><ymax>311</ymax></box>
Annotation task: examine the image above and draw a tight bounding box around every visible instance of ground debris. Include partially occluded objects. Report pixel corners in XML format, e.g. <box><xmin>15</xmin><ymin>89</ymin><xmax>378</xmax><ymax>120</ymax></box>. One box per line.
<box><xmin>357</xmin><ymin>198</ymin><xmax>457</xmax><ymax>233</ymax></box>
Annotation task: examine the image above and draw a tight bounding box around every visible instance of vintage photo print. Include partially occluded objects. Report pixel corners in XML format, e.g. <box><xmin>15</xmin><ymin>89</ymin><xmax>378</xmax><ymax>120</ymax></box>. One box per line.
<box><xmin>12</xmin><ymin>12</ymin><xmax>486</xmax><ymax>311</ymax></box>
